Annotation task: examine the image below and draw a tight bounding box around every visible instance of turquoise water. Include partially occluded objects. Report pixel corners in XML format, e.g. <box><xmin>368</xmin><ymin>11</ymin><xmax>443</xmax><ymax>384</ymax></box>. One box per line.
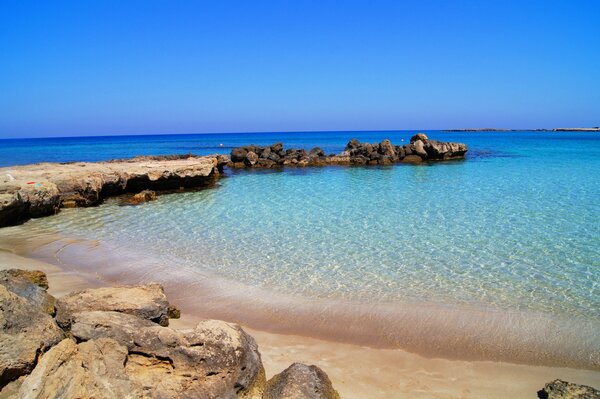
<box><xmin>1</xmin><ymin>131</ymin><xmax>599</xmax><ymax>365</ymax></box>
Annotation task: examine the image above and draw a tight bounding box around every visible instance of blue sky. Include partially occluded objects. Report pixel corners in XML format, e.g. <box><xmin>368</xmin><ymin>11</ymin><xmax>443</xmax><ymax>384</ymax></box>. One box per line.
<box><xmin>0</xmin><ymin>0</ymin><xmax>599</xmax><ymax>138</ymax></box>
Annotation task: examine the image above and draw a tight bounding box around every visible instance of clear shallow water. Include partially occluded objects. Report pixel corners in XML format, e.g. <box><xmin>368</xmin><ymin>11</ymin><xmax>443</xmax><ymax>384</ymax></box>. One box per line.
<box><xmin>2</xmin><ymin>130</ymin><xmax>598</xmax><ymax>317</ymax></box>
<box><xmin>1</xmin><ymin>131</ymin><xmax>599</xmax><ymax>366</ymax></box>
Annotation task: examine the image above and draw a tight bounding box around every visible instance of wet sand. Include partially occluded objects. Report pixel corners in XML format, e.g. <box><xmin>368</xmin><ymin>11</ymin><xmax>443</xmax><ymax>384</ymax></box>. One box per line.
<box><xmin>1</xmin><ymin>248</ymin><xmax>599</xmax><ymax>398</ymax></box>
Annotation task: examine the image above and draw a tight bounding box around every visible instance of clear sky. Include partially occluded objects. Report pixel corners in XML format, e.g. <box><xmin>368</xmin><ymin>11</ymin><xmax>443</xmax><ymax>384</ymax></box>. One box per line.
<box><xmin>0</xmin><ymin>0</ymin><xmax>599</xmax><ymax>138</ymax></box>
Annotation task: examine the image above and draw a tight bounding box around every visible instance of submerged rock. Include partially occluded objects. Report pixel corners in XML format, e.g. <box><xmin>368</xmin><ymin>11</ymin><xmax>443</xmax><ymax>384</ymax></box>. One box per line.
<box><xmin>537</xmin><ymin>379</ymin><xmax>600</xmax><ymax>399</ymax></box>
<box><xmin>263</xmin><ymin>363</ymin><xmax>340</xmax><ymax>399</ymax></box>
<box><xmin>55</xmin><ymin>284</ymin><xmax>172</xmax><ymax>328</ymax></box>
<box><xmin>128</xmin><ymin>189</ymin><xmax>157</xmax><ymax>205</ymax></box>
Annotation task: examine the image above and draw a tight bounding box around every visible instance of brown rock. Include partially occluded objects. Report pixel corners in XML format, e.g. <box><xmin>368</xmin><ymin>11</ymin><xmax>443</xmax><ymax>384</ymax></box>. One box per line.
<box><xmin>0</xmin><ymin>285</ymin><xmax>64</xmax><ymax>387</ymax></box>
<box><xmin>245</xmin><ymin>151</ymin><xmax>259</xmax><ymax>166</ymax></box>
<box><xmin>410</xmin><ymin>133</ymin><xmax>429</xmax><ymax>143</ymax></box>
<box><xmin>17</xmin><ymin>338</ymin><xmax>143</xmax><ymax>398</ymax></box>
<box><xmin>55</xmin><ymin>284</ymin><xmax>172</xmax><ymax>329</ymax></box>
<box><xmin>69</xmin><ymin>311</ymin><xmax>266</xmax><ymax>398</ymax></box>
<box><xmin>402</xmin><ymin>155</ymin><xmax>424</xmax><ymax>163</ymax></box>
<box><xmin>263</xmin><ymin>363</ymin><xmax>340</xmax><ymax>399</ymax></box>
<box><xmin>379</xmin><ymin>139</ymin><xmax>395</xmax><ymax>156</ymax></box>
<box><xmin>128</xmin><ymin>189</ymin><xmax>157</xmax><ymax>205</ymax></box>
<box><xmin>537</xmin><ymin>379</ymin><xmax>600</xmax><ymax>399</ymax></box>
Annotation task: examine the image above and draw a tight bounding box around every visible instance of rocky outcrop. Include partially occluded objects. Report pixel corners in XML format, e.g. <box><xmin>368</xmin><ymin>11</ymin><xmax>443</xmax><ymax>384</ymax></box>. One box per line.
<box><xmin>55</xmin><ymin>284</ymin><xmax>172</xmax><ymax>329</ymax></box>
<box><xmin>0</xmin><ymin>283</ymin><xmax>64</xmax><ymax>386</ymax></box>
<box><xmin>0</xmin><ymin>154</ymin><xmax>225</xmax><ymax>227</ymax></box>
<box><xmin>0</xmin><ymin>270</ymin><xmax>340</xmax><ymax>398</ymax></box>
<box><xmin>263</xmin><ymin>363</ymin><xmax>340</xmax><ymax>399</ymax></box>
<box><xmin>228</xmin><ymin>135</ymin><xmax>467</xmax><ymax>168</ymax></box>
<box><xmin>128</xmin><ymin>189</ymin><xmax>157</xmax><ymax>205</ymax></box>
<box><xmin>537</xmin><ymin>379</ymin><xmax>600</xmax><ymax>399</ymax></box>
<box><xmin>65</xmin><ymin>311</ymin><xmax>266</xmax><ymax>398</ymax></box>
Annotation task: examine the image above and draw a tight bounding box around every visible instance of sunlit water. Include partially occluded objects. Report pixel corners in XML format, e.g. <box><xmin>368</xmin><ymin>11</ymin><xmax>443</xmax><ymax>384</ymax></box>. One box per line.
<box><xmin>1</xmin><ymin>131</ymin><xmax>599</xmax><ymax>366</ymax></box>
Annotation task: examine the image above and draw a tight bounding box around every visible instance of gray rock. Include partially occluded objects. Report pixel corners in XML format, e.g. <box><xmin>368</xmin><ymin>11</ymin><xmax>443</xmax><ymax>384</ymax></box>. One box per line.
<box><xmin>263</xmin><ymin>363</ymin><xmax>340</xmax><ymax>399</ymax></box>
<box><xmin>0</xmin><ymin>269</ymin><xmax>54</xmax><ymax>315</ymax></box>
<box><xmin>537</xmin><ymin>379</ymin><xmax>600</xmax><ymax>399</ymax></box>
<box><xmin>55</xmin><ymin>284</ymin><xmax>172</xmax><ymax>329</ymax></box>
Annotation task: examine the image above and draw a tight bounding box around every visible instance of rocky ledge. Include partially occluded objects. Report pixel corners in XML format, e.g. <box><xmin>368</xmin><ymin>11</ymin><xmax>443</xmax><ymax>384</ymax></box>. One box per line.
<box><xmin>0</xmin><ymin>269</ymin><xmax>341</xmax><ymax>399</ymax></box>
<box><xmin>0</xmin><ymin>155</ymin><xmax>226</xmax><ymax>227</ymax></box>
<box><xmin>228</xmin><ymin>133</ymin><xmax>467</xmax><ymax>168</ymax></box>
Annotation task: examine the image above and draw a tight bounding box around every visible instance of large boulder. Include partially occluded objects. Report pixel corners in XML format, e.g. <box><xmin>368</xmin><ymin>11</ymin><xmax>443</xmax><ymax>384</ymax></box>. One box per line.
<box><xmin>424</xmin><ymin>140</ymin><xmax>468</xmax><ymax>160</ymax></box>
<box><xmin>378</xmin><ymin>139</ymin><xmax>395</xmax><ymax>156</ymax></box>
<box><xmin>55</xmin><ymin>284</ymin><xmax>172</xmax><ymax>329</ymax></box>
<box><xmin>69</xmin><ymin>311</ymin><xmax>265</xmax><ymax>398</ymax></box>
<box><xmin>17</xmin><ymin>338</ymin><xmax>143</xmax><ymax>398</ymax></box>
<box><xmin>0</xmin><ymin>285</ymin><xmax>64</xmax><ymax>387</ymax></box>
<box><xmin>245</xmin><ymin>151</ymin><xmax>259</xmax><ymax>166</ymax></box>
<box><xmin>231</xmin><ymin>148</ymin><xmax>249</xmax><ymax>163</ymax></box>
<box><xmin>0</xmin><ymin>269</ymin><xmax>54</xmax><ymax>315</ymax></box>
<box><xmin>537</xmin><ymin>379</ymin><xmax>600</xmax><ymax>399</ymax></box>
<box><xmin>263</xmin><ymin>363</ymin><xmax>340</xmax><ymax>399</ymax></box>
<box><xmin>413</xmin><ymin>140</ymin><xmax>428</xmax><ymax>158</ymax></box>
<box><xmin>410</xmin><ymin>133</ymin><xmax>429</xmax><ymax>143</ymax></box>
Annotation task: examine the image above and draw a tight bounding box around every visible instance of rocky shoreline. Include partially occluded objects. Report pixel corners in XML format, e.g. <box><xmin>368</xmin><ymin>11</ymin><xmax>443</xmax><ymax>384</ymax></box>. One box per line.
<box><xmin>0</xmin><ymin>269</ymin><xmax>341</xmax><ymax>398</ymax></box>
<box><xmin>0</xmin><ymin>134</ymin><xmax>466</xmax><ymax>228</ymax></box>
<box><xmin>1</xmin><ymin>268</ymin><xmax>597</xmax><ymax>398</ymax></box>
<box><xmin>0</xmin><ymin>155</ymin><xmax>226</xmax><ymax>228</ymax></box>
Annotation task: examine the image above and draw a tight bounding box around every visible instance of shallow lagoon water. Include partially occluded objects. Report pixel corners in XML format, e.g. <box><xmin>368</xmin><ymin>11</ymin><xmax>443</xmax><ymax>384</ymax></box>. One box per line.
<box><xmin>1</xmin><ymin>131</ymin><xmax>599</xmax><ymax>367</ymax></box>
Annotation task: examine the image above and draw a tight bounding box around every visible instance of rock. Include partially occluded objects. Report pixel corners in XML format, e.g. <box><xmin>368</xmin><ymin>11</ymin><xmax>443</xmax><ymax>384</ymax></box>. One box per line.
<box><xmin>128</xmin><ymin>189</ymin><xmax>157</xmax><ymax>205</ymax></box>
<box><xmin>231</xmin><ymin>148</ymin><xmax>248</xmax><ymax>162</ymax></box>
<box><xmin>309</xmin><ymin>147</ymin><xmax>325</xmax><ymax>158</ymax></box>
<box><xmin>263</xmin><ymin>363</ymin><xmax>340</xmax><ymax>399</ymax></box>
<box><xmin>55</xmin><ymin>284</ymin><xmax>172</xmax><ymax>329</ymax></box>
<box><xmin>245</xmin><ymin>151</ymin><xmax>259</xmax><ymax>166</ymax></box>
<box><xmin>402</xmin><ymin>155</ymin><xmax>424</xmax><ymax>163</ymax></box>
<box><xmin>413</xmin><ymin>140</ymin><xmax>428</xmax><ymax>157</ymax></box>
<box><xmin>345</xmin><ymin>139</ymin><xmax>361</xmax><ymax>150</ymax></box>
<box><xmin>0</xmin><ymin>155</ymin><xmax>220</xmax><ymax>227</ymax></box>
<box><xmin>271</xmin><ymin>142</ymin><xmax>284</xmax><ymax>153</ymax></box>
<box><xmin>424</xmin><ymin>140</ymin><xmax>468</xmax><ymax>160</ymax></box>
<box><xmin>69</xmin><ymin>311</ymin><xmax>266</xmax><ymax>398</ymax></box>
<box><xmin>167</xmin><ymin>305</ymin><xmax>181</xmax><ymax>319</ymax></box>
<box><xmin>379</xmin><ymin>139</ymin><xmax>395</xmax><ymax>156</ymax></box>
<box><xmin>0</xmin><ymin>269</ymin><xmax>54</xmax><ymax>315</ymax></box>
<box><xmin>410</xmin><ymin>133</ymin><xmax>429</xmax><ymax>143</ymax></box>
<box><xmin>0</xmin><ymin>285</ymin><xmax>64</xmax><ymax>387</ymax></box>
<box><xmin>17</xmin><ymin>338</ymin><xmax>143</xmax><ymax>398</ymax></box>
<box><xmin>537</xmin><ymin>379</ymin><xmax>600</xmax><ymax>399</ymax></box>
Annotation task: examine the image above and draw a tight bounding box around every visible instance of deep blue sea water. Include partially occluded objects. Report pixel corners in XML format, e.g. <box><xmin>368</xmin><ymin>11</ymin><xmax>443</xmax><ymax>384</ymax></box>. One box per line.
<box><xmin>1</xmin><ymin>130</ymin><xmax>599</xmax><ymax>366</ymax></box>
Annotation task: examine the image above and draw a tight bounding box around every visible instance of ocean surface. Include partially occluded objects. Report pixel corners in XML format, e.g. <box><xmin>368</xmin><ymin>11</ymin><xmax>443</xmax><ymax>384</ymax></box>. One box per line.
<box><xmin>1</xmin><ymin>130</ymin><xmax>599</xmax><ymax>367</ymax></box>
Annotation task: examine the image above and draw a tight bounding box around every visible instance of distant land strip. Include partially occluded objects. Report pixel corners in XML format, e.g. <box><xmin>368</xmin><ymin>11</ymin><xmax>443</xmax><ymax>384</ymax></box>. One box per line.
<box><xmin>443</xmin><ymin>127</ymin><xmax>600</xmax><ymax>132</ymax></box>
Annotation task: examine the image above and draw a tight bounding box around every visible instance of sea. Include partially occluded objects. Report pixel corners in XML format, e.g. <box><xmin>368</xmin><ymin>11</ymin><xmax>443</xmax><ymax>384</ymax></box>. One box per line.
<box><xmin>1</xmin><ymin>130</ymin><xmax>599</xmax><ymax>368</ymax></box>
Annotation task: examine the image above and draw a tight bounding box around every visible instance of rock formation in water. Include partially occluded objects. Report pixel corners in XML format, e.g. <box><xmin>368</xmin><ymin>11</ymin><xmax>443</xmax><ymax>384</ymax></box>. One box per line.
<box><xmin>227</xmin><ymin>134</ymin><xmax>467</xmax><ymax>168</ymax></box>
<box><xmin>0</xmin><ymin>155</ymin><xmax>225</xmax><ymax>227</ymax></box>
<box><xmin>0</xmin><ymin>269</ymin><xmax>341</xmax><ymax>399</ymax></box>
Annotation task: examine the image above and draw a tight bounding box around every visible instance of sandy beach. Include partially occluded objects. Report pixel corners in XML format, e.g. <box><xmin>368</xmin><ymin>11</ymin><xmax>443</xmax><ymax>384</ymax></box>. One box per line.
<box><xmin>1</xmin><ymin>248</ymin><xmax>598</xmax><ymax>399</ymax></box>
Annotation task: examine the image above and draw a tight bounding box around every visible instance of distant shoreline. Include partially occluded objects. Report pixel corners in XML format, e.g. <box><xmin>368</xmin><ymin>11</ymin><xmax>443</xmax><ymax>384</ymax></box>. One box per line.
<box><xmin>443</xmin><ymin>127</ymin><xmax>600</xmax><ymax>132</ymax></box>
